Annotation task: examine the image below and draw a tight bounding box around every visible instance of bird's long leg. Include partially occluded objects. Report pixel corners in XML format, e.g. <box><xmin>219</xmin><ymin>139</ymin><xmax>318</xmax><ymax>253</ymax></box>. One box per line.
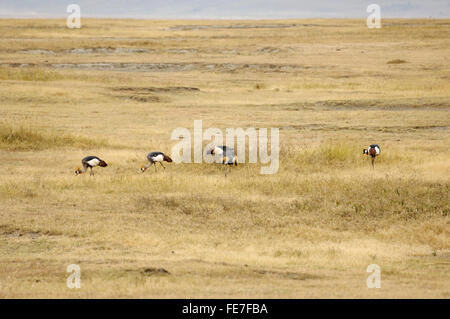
<box><xmin>223</xmin><ymin>163</ymin><xmax>229</xmax><ymax>177</ymax></box>
<box><xmin>371</xmin><ymin>158</ymin><xmax>374</xmax><ymax>168</ymax></box>
<box><xmin>154</xmin><ymin>162</ymin><xmax>157</xmax><ymax>172</ymax></box>
<box><xmin>159</xmin><ymin>162</ymin><xmax>165</xmax><ymax>170</ymax></box>
<box><xmin>90</xmin><ymin>167</ymin><xmax>94</xmax><ymax>176</ymax></box>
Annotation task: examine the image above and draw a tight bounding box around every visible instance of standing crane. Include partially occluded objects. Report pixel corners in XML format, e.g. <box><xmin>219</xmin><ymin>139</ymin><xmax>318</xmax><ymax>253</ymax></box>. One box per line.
<box><xmin>363</xmin><ymin>144</ymin><xmax>381</xmax><ymax>168</ymax></box>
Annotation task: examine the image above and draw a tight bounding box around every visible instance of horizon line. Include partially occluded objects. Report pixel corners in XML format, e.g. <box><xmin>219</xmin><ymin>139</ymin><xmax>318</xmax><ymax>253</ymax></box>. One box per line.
<box><xmin>0</xmin><ymin>16</ymin><xmax>448</xmax><ymax>20</ymax></box>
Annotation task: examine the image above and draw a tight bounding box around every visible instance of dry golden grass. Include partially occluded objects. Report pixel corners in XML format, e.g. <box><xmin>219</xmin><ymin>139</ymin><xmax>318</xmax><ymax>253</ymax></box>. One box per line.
<box><xmin>0</xmin><ymin>18</ymin><xmax>449</xmax><ymax>298</ymax></box>
<box><xmin>0</xmin><ymin>121</ymin><xmax>108</xmax><ymax>150</ymax></box>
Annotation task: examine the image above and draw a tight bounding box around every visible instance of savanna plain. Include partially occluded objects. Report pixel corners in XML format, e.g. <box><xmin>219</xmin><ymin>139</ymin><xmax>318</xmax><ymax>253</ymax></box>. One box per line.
<box><xmin>0</xmin><ymin>18</ymin><xmax>449</xmax><ymax>298</ymax></box>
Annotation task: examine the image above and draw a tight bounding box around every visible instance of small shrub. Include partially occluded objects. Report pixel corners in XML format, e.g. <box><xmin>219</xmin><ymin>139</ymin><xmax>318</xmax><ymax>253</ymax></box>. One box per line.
<box><xmin>254</xmin><ymin>83</ymin><xmax>266</xmax><ymax>90</ymax></box>
<box><xmin>387</xmin><ymin>59</ymin><xmax>407</xmax><ymax>64</ymax></box>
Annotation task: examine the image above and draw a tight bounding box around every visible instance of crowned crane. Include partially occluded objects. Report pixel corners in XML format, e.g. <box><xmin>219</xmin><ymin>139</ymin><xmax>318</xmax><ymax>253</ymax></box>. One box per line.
<box><xmin>208</xmin><ymin>145</ymin><xmax>238</xmax><ymax>166</ymax></box>
<box><xmin>363</xmin><ymin>144</ymin><xmax>381</xmax><ymax>168</ymax></box>
<box><xmin>75</xmin><ymin>156</ymin><xmax>108</xmax><ymax>176</ymax></box>
<box><xmin>141</xmin><ymin>151</ymin><xmax>173</xmax><ymax>172</ymax></box>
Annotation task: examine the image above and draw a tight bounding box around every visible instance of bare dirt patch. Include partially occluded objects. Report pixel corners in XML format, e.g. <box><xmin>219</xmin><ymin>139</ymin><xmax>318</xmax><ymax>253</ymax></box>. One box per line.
<box><xmin>113</xmin><ymin>86</ymin><xmax>200</xmax><ymax>93</ymax></box>
<box><xmin>254</xmin><ymin>269</ymin><xmax>320</xmax><ymax>281</ymax></box>
<box><xmin>0</xmin><ymin>225</ymin><xmax>60</xmax><ymax>239</ymax></box>
<box><xmin>116</xmin><ymin>95</ymin><xmax>162</xmax><ymax>103</ymax></box>
<box><xmin>111</xmin><ymin>86</ymin><xmax>199</xmax><ymax>103</ymax></box>
<box><xmin>18</xmin><ymin>48</ymin><xmax>152</xmax><ymax>55</ymax></box>
<box><xmin>125</xmin><ymin>267</ymin><xmax>171</xmax><ymax>276</ymax></box>
<box><xmin>1</xmin><ymin>62</ymin><xmax>307</xmax><ymax>73</ymax></box>
<box><xmin>166</xmin><ymin>23</ymin><xmax>330</xmax><ymax>31</ymax></box>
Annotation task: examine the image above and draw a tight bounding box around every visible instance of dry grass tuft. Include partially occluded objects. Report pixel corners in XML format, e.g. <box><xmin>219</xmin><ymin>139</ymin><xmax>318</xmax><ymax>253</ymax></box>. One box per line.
<box><xmin>0</xmin><ymin>121</ymin><xmax>108</xmax><ymax>150</ymax></box>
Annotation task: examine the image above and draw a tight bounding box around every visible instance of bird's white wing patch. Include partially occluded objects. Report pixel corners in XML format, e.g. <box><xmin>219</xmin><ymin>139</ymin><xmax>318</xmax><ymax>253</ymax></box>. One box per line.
<box><xmin>214</xmin><ymin>147</ymin><xmax>224</xmax><ymax>155</ymax></box>
<box><xmin>152</xmin><ymin>154</ymin><xmax>164</xmax><ymax>162</ymax></box>
<box><xmin>87</xmin><ymin>158</ymin><xmax>100</xmax><ymax>167</ymax></box>
<box><xmin>375</xmin><ymin>147</ymin><xmax>380</xmax><ymax>154</ymax></box>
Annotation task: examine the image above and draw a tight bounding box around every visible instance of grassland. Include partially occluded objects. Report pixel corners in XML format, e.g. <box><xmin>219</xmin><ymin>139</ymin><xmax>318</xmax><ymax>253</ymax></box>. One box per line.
<box><xmin>0</xmin><ymin>18</ymin><xmax>449</xmax><ymax>298</ymax></box>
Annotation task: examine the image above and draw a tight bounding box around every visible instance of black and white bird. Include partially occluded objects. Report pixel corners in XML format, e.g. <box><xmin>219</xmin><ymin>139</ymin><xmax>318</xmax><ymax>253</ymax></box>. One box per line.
<box><xmin>208</xmin><ymin>145</ymin><xmax>238</xmax><ymax>166</ymax></box>
<box><xmin>141</xmin><ymin>151</ymin><xmax>173</xmax><ymax>172</ymax></box>
<box><xmin>363</xmin><ymin>144</ymin><xmax>381</xmax><ymax>167</ymax></box>
<box><xmin>75</xmin><ymin>156</ymin><xmax>108</xmax><ymax>176</ymax></box>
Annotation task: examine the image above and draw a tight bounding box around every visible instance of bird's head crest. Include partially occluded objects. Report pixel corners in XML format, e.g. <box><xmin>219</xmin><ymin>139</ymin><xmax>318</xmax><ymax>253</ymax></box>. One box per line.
<box><xmin>140</xmin><ymin>165</ymin><xmax>147</xmax><ymax>173</ymax></box>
